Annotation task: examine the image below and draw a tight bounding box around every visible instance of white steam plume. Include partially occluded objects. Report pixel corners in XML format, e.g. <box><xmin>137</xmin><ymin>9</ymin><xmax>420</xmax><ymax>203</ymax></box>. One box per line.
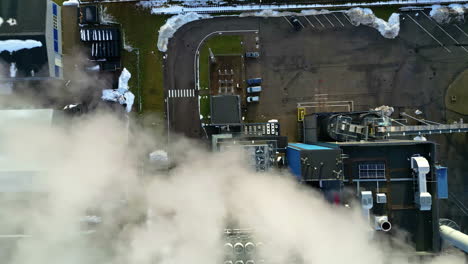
<box><xmin>0</xmin><ymin>112</ymin><xmax>465</xmax><ymax>264</ymax></box>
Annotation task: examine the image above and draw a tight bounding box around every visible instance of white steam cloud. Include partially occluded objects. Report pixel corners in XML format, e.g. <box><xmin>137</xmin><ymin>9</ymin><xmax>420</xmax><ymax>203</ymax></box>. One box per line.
<box><xmin>0</xmin><ymin>111</ymin><xmax>465</xmax><ymax>264</ymax></box>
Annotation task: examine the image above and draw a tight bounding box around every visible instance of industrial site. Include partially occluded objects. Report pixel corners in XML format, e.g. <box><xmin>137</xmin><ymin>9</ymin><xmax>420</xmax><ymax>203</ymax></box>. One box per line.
<box><xmin>0</xmin><ymin>0</ymin><xmax>468</xmax><ymax>263</ymax></box>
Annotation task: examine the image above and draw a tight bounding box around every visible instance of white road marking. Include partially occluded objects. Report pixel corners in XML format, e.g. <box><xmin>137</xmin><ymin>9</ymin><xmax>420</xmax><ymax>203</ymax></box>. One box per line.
<box><xmin>333</xmin><ymin>13</ymin><xmax>345</xmax><ymax>27</ymax></box>
<box><xmin>323</xmin><ymin>14</ymin><xmax>334</xmax><ymax>27</ymax></box>
<box><xmin>454</xmin><ymin>24</ymin><xmax>468</xmax><ymax>38</ymax></box>
<box><xmin>420</xmin><ymin>12</ymin><xmax>468</xmax><ymax>53</ymax></box>
<box><xmin>406</xmin><ymin>15</ymin><xmax>451</xmax><ymax>53</ymax></box>
<box><xmin>303</xmin><ymin>16</ymin><xmax>315</xmax><ymax>28</ymax></box>
<box><xmin>314</xmin><ymin>15</ymin><xmax>325</xmax><ymax>28</ymax></box>
<box><xmin>341</xmin><ymin>12</ymin><xmax>353</xmax><ymax>25</ymax></box>
<box><xmin>297</xmin><ymin>18</ymin><xmax>305</xmax><ymax>28</ymax></box>
<box><xmin>283</xmin><ymin>16</ymin><xmax>294</xmax><ymax>28</ymax></box>
<box><xmin>168</xmin><ymin>89</ymin><xmax>196</xmax><ymax>98</ymax></box>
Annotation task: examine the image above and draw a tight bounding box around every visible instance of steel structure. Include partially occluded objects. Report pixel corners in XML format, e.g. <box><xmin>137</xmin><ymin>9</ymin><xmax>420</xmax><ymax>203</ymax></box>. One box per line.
<box><xmin>319</xmin><ymin>111</ymin><xmax>468</xmax><ymax>142</ymax></box>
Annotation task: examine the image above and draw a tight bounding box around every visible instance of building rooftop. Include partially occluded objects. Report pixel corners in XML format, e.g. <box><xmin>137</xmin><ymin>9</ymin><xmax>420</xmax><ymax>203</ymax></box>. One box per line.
<box><xmin>210</xmin><ymin>95</ymin><xmax>241</xmax><ymax>125</ymax></box>
<box><xmin>0</xmin><ymin>35</ymin><xmax>49</xmax><ymax>80</ymax></box>
<box><xmin>0</xmin><ymin>0</ymin><xmax>47</xmax><ymax>36</ymax></box>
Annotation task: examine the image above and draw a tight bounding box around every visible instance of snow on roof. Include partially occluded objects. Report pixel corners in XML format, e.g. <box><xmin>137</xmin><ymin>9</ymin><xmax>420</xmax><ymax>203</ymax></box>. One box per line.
<box><xmin>6</xmin><ymin>18</ymin><xmax>17</xmax><ymax>26</ymax></box>
<box><xmin>0</xmin><ymin>39</ymin><xmax>42</xmax><ymax>54</ymax></box>
<box><xmin>63</xmin><ymin>0</ymin><xmax>79</xmax><ymax>6</ymax></box>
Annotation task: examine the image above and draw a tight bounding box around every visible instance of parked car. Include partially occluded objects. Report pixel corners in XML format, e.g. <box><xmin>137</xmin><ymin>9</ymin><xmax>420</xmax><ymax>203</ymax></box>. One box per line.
<box><xmin>247</xmin><ymin>96</ymin><xmax>260</xmax><ymax>103</ymax></box>
<box><xmin>247</xmin><ymin>86</ymin><xmax>262</xmax><ymax>93</ymax></box>
<box><xmin>245</xmin><ymin>52</ymin><xmax>260</xmax><ymax>58</ymax></box>
<box><xmin>290</xmin><ymin>16</ymin><xmax>302</xmax><ymax>31</ymax></box>
<box><xmin>247</xmin><ymin>78</ymin><xmax>262</xmax><ymax>86</ymax></box>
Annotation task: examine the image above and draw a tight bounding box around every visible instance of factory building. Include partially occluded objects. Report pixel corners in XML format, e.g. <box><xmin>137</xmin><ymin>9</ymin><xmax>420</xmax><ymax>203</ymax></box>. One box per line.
<box><xmin>0</xmin><ymin>0</ymin><xmax>63</xmax><ymax>88</ymax></box>
<box><xmin>287</xmin><ymin>139</ymin><xmax>445</xmax><ymax>252</ymax></box>
<box><xmin>285</xmin><ymin>110</ymin><xmax>468</xmax><ymax>253</ymax></box>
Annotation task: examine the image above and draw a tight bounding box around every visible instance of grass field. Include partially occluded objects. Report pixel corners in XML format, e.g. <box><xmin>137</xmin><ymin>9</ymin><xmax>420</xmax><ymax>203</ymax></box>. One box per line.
<box><xmin>99</xmin><ymin>3</ymin><xmax>169</xmax><ymax>114</ymax></box>
<box><xmin>446</xmin><ymin>69</ymin><xmax>468</xmax><ymax>115</ymax></box>
<box><xmin>198</xmin><ymin>35</ymin><xmax>244</xmax><ymax>122</ymax></box>
<box><xmin>199</xmin><ymin>35</ymin><xmax>244</xmax><ymax>90</ymax></box>
<box><xmin>371</xmin><ymin>6</ymin><xmax>401</xmax><ymax>20</ymax></box>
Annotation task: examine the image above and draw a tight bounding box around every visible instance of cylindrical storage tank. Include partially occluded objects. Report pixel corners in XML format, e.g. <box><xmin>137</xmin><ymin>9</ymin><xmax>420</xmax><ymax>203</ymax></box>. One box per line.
<box><xmin>234</xmin><ymin>243</ymin><xmax>244</xmax><ymax>255</ymax></box>
<box><xmin>224</xmin><ymin>243</ymin><xmax>234</xmax><ymax>258</ymax></box>
<box><xmin>245</xmin><ymin>242</ymin><xmax>255</xmax><ymax>254</ymax></box>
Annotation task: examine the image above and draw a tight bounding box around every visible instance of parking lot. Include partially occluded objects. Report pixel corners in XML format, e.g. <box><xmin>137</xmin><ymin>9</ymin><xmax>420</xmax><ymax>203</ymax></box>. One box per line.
<box><xmin>240</xmin><ymin>10</ymin><xmax>468</xmax><ymax>142</ymax></box>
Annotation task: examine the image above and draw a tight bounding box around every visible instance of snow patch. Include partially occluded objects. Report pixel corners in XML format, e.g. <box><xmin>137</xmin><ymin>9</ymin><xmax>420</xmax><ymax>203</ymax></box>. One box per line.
<box><xmin>118</xmin><ymin>68</ymin><xmax>131</xmax><ymax>90</ymax></box>
<box><xmin>148</xmin><ymin>1</ymin><xmax>458</xmax><ymax>15</ymax></box>
<box><xmin>0</xmin><ymin>17</ymin><xmax>3</xmax><ymax>27</ymax></box>
<box><xmin>239</xmin><ymin>9</ymin><xmax>330</xmax><ymax>17</ymax></box>
<box><xmin>347</xmin><ymin>8</ymin><xmax>400</xmax><ymax>39</ymax></box>
<box><xmin>9</xmin><ymin>63</ymin><xmax>17</xmax><ymax>78</ymax></box>
<box><xmin>122</xmin><ymin>31</ymin><xmax>134</xmax><ymax>52</ymax></box>
<box><xmin>63</xmin><ymin>0</ymin><xmax>79</xmax><ymax>6</ymax></box>
<box><xmin>158</xmin><ymin>12</ymin><xmax>211</xmax><ymax>52</ymax></box>
<box><xmin>101</xmin><ymin>68</ymin><xmax>135</xmax><ymax>112</ymax></box>
<box><xmin>137</xmin><ymin>0</ymin><xmax>169</xmax><ymax>8</ymax></box>
<box><xmin>0</xmin><ymin>39</ymin><xmax>43</xmax><ymax>54</ymax></box>
<box><xmin>6</xmin><ymin>18</ymin><xmax>17</xmax><ymax>26</ymax></box>
<box><xmin>373</xmin><ymin>105</ymin><xmax>394</xmax><ymax>117</ymax></box>
<box><xmin>100</xmin><ymin>6</ymin><xmax>117</xmax><ymax>24</ymax></box>
<box><xmin>430</xmin><ymin>4</ymin><xmax>466</xmax><ymax>23</ymax></box>
<box><xmin>149</xmin><ymin>150</ymin><xmax>169</xmax><ymax>162</ymax></box>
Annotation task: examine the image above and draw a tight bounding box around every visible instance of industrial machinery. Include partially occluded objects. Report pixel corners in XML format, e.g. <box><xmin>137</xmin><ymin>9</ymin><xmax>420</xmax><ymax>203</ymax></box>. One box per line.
<box><xmin>303</xmin><ymin>110</ymin><xmax>468</xmax><ymax>143</ymax></box>
<box><xmin>288</xmin><ymin>108</ymin><xmax>468</xmax><ymax>254</ymax></box>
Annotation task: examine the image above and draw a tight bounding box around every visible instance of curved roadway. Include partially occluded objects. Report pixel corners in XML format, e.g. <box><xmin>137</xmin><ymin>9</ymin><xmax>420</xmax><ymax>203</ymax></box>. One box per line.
<box><xmin>164</xmin><ymin>17</ymin><xmax>260</xmax><ymax>139</ymax></box>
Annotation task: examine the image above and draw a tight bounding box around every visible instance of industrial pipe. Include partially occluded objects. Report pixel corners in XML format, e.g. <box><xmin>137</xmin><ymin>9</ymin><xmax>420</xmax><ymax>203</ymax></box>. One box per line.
<box><xmin>440</xmin><ymin>225</ymin><xmax>468</xmax><ymax>253</ymax></box>
<box><xmin>375</xmin><ymin>216</ymin><xmax>392</xmax><ymax>232</ymax></box>
<box><xmin>378</xmin><ymin>218</ymin><xmax>392</xmax><ymax>232</ymax></box>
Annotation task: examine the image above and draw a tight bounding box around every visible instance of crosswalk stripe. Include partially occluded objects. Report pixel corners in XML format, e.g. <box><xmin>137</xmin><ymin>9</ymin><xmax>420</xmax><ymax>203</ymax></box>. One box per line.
<box><xmin>168</xmin><ymin>89</ymin><xmax>196</xmax><ymax>98</ymax></box>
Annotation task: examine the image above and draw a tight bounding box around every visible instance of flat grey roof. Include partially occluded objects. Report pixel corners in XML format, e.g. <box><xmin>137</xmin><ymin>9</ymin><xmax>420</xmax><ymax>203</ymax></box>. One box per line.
<box><xmin>210</xmin><ymin>95</ymin><xmax>241</xmax><ymax>125</ymax></box>
<box><xmin>0</xmin><ymin>0</ymin><xmax>47</xmax><ymax>35</ymax></box>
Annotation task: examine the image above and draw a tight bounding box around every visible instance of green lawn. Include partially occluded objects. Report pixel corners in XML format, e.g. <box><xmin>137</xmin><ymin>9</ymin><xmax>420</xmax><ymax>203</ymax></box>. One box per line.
<box><xmin>446</xmin><ymin>69</ymin><xmax>468</xmax><ymax>115</ymax></box>
<box><xmin>101</xmin><ymin>3</ymin><xmax>169</xmax><ymax>114</ymax></box>
<box><xmin>200</xmin><ymin>95</ymin><xmax>211</xmax><ymax>120</ymax></box>
<box><xmin>199</xmin><ymin>35</ymin><xmax>244</xmax><ymax>89</ymax></box>
<box><xmin>198</xmin><ymin>35</ymin><xmax>243</xmax><ymax>123</ymax></box>
<box><xmin>371</xmin><ymin>6</ymin><xmax>401</xmax><ymax>21</ymax></box>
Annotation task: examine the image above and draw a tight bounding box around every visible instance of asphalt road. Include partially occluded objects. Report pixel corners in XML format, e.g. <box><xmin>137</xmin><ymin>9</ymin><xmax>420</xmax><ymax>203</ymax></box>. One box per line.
<box><xmin>164</xmin><ymin>17</ymin><xmax>260</xmax><ymax>140</ymax></box>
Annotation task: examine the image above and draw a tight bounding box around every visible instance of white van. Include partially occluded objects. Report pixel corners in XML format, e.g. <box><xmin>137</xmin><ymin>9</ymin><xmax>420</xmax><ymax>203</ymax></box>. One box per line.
<box><xmin>247</xmin><ymin>96</ymin><xmax>259</xmax><ymax>103</ymax></box>
<box><xmin>247</xmin><ymin>86</ymin><xmax>262</xmax><ymax>93</ymax></box>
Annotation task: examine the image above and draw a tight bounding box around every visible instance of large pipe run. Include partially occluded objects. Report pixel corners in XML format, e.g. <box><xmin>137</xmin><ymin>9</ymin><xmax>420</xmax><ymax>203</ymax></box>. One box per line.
<box><xmin>440</xmin><ymin>225</ymin><xmax>468</xmax><ymax>253</ymax></box>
